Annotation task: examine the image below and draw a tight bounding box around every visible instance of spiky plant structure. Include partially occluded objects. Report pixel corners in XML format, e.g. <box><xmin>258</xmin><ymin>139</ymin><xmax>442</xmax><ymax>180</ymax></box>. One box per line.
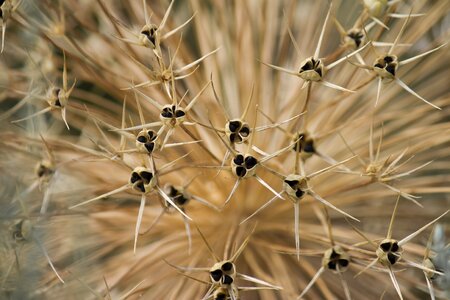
<box><xmin>1</xmin><ymin>0</ymin><xmax>449</xmax><ymax>299</ymax></box>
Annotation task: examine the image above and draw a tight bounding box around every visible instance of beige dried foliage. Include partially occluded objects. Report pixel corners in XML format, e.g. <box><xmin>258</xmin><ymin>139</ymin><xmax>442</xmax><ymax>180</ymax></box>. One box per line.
<box><xmin>0</xmin><ymin>0</ymin><xmax>449</xmax><ymax>299</ymax></box>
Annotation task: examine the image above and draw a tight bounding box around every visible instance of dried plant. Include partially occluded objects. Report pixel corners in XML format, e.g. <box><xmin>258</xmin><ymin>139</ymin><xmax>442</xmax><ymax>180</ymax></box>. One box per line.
<box><xmin>1</xmin><ymin>0</ymin><xmax>449</xmax><ymax>299</ymax></box>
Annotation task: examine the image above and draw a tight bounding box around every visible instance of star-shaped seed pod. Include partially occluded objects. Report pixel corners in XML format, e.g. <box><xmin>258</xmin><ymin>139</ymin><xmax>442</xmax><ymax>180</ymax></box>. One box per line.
<box><xmin>13</xmin><ymin>135</ymin><xmax>62</xmax><ymax>215</ymax></box>
<box><xmin>349</xmin><ymin>196</ymin><xmax>448</xmax><ymax>300</ymax></box>
<box><xmin>197</xmin><ymin>80</ymin><xmax>304</xmax><ymax>176</ymax></box>
<box><xmin>7</xmin><ymin>198</ymin><xmax>65</xmax><ymax>284</ymax></box>
<box><xmin>322</xmin><ymin>246</ymin><xmax>350</xmax><ymax>273</ymax></box>
<box><xmin>122</xmin><ymin>36</ymin><xmax>219</xmax><ymax>98</ymax></box>
<box><xmin>139</xmin><ymin>178</ymin><xmax>218</xmax><ymax>255</ymax></box>
<box><xmin>112</xmin><ymin>93</ymin><xmax>201</xmax><ymax>158</ymax></box>
<box><xmin>258</xmin><ymin>110</ymin><xmax>344</xmax><ymax>167</ymax></box>
<box><xmin>208</xmin><ymin>110</ymin><xmax>298</xmax><ymax>207</ymax></box>
<box><xmin>241</xmin><ymin>151</ymin><xmax>358</xmax><ymax>260</ymax></box>
<box><xmin>114</xmin><ymin>0</ymin><xmax>194</xmax><ymax>59</ymax></box>
<box><xmin>261</xmin><ymin>4</ymin><xmax>370</xmax><ymax>93</ymax></box>
<box><xmin>165</xmin><ymin>225</ymin><xmax>282</xmax><ymax>300</ymax></box>
<box><xmin>290</xmin><ymin>209</ymin><xmax>353</xmax><ymax>300</ymax></box>
<box><xmin>0</xmin><ymin>0</ymin><xmax>22</xmax><ymax>53</ymax></box>
<box><xmin>11</xmin><ymin>51</ymin><xmax>76</xmax><ymax>130</ymax></box>
<box><xmin>349</xmin><ymin>14</ymin><xmax>447</xmax><ymax>109</ymax></box>
<box><xmin>69</xmin><ymin>155</ymin><xmax>192</xmax><ymax>254</ymax></box>
<box><xmin>117</xmin><ymin>77</ymin><xmax>210</xmax><ymax>149</ymax></box>
<box><xmin>361</xmin><ymin>0</ymin><xmax>424</xmax><ymax>29</ymax></box>
<box><xmin>340</xmin><ymin>121</ymin><xmax>431</xmax><ymax>206</ymax></box>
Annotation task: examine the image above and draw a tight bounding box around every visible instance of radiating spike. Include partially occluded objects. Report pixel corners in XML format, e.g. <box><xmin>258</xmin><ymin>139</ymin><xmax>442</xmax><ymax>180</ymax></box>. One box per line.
<box><xmin>69</xmin><ymin>184</ymin><xmax>130</xmax><ymax>209</ymax></box>
<box><xmin>399</xmin><ymin>210</ymin><xmax>449</xmax><ymax>246</ymax></box>
<box><xmin>314</xmin><ymin>3</ymin><xmax>332</xmax><ymax>58</ymax></box>
<box><xmin>309</xmin><ymin>190</ymin><xmax>359</xmax><ymax>221</ymax></box>
<box><xmin>156</xmin><ymin>185</ymin><xmax>192</xmax><ymax>220</ymax></box>
<box><xmin>395</xmin><ymin>78</ymin><xmax>441</xmax><ymax>110</ymax></box>
<box><xmin>387</xmin><ymin>266</ymin><xmax>403</xmax><ymax>300</ymax></box>
<box><xmin>133</xmin><ymin>194</ymin><xmax>146</xmax><ymax>254</ymax></box>
<box><xmin>240</xmin><ymin>194</ymin><xmax>280</xmax><ymax>225</ymax></box>
<box><xmin>297</xmin><ymin>266</ymin><xmax>325</xmax><ymax>299</ymax></box>
<box><xmin>223</xmin><ymin>179</ymin><xmax>240</xmax><ymax>207</ymax></box>
<box><xmin>320</xmin><ymin>80</ymin><xmax>355</xmax><ymax>93</ymax></box>
<box><xmin>294</xmin><ymin>201</ymin><xmax>300</xmax><ymax>260</ymax></box>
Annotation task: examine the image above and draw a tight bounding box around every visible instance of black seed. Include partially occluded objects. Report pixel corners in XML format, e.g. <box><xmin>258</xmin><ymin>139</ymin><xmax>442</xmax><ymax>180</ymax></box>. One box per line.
<box><xmin>292</xmin><ymin>140</ymin><xmax>303</xmax><ymax>152</ymax></box>
<box><xmin>300</xmin><ymin>61</ymin><xmax>313</xmax><ymax>72</ymax></box>
<box><xmin>330</xmin><ymin>250</ymin><xmax>340</xmax><ymax>259</ymax></box>
<box><xmin>228</xmin><ymin>120</ymin><xmax>241</xmax><ymax>132</ymax></box>
<box><xmin>311</xmin><ymin>58</ymin><xmax>316</xmax><ymax>65</ymax></box>
<box><xmin>239</xmin><ymin>126</ymin><xmax>250</xmax><ymax>137</ymax></box>
<box><xmin>304</xmin><ymin>140</ymin><xmax>315</xmax><ymax>153</ymax></box>
<box><xmin>210</xmin><ymin>269</ymin><xmax>222</xmax><ymax>282</ymax></box>
<box><xmin>316</xmin><ymin>67</ymin><xmax>322</xmax><ymax>77</ymax></box>
<box><xmin>385</xmin><ymin>64</ymin><xmax>396</xmax><ymax>76</ymax></box>
<box><xmin>168</xmin><ymin>186</ymin><xmax>178</xmax><ymax>197</ymax></box>
<box><xmin>215</xmin><ymin>293</ymin><xmax>226</xmax><ymax>300</ymax></box>
<box><xmin>141</xmin><ymin>30</ymin><xmax>150</xmax><ymax>36</ymax></box>
<box><xmin>348</xmin><ymin>32</ymin><xmax>363</xmax><ymax>48</ymax></box>
<box><xmin>384</xmin><ymin>56</ymin><xmax>394</xmax><ymax>63</ymax></box>
<box><xmin>374</xmin><ymin>63</ymin><xmax>384</xmax><ymax>69</ymax></box>
<box><xmin>388</xmin><ymin>253</ymin><xmax>398</xmax><ymax>265</ymax></box>
<box><xmin>176</xmin><ymin>195</ymin><xmax>189</xmax><ymax>206</ymax></box>
<box><xmin>144</xmin><ymin>143</ymin><xmax>155</xmax><ymax>153</ymax></box>
<box><xmin>136</xmin><ymin>182</ymin><xmax>145</xmax><ymax>193</ymax></box>
<box><xmin>140</xmin><ymin>171</ymin><xmax>153</xmax><ymax>184</ymax></box>
<box><xmin>54</xmin><ymin>99</ymin><xmax>61</xmax><ymax>107</ymax></box>
<box><xmin>244</xmin><ymin>156</ymin><xmax>258</xmax><ymax>169</ymax></box>
<box><xmin>161</xmin><ymin>108</ymin><xmax>173</xmax><ymax>118</ymax></box>
<box><xmin>175</xmin><ymin>110</ymin><xmax>185</xmax><ymax>118</ymax></box>
<box><xmin>339</xmin><ymin>259</ymin><xmax>349</xmax><ymax>267</ymax></box>
<box><xmin>137</xmin><ymin>136</ymin><xmax>147</xmax><ymax>143</ymax></box>
<box><xmin>284</xmin><ymin>180</ymin><xmax>298</xmax><ymax>189</ymax></box>
<box><xmin>233</xmin><ymin>154</ymin><xmax>244</xmax><ymax>165</ymax></box>
<box><xmin>380</xmin><ymin>242</ymin><xmax>391</xmax><ymax>252</ymax></box>
<box><xmin>391</xmin><ymin>242</ymin><xmax>399</xmax><ymax>252</ymax></box>
<box><xmin>328</xmin><ymin>261</ymin><xmax>337</xmax><ymax>270</ymax></box>
<box><xmin>295</xmin><ymin>189</ymin><xmax>304</xmax><ymax>198</ymax></box>
<box><xmin>221</xmin><ymin>262</ymin><xmax>233</xmax><ymax>271</ymax></box>
<box><xmin>229</xmin><ymin>133</ymin><xmax>237</xmax><ymax>143</ymax></box>
<box><xmin>236</xmin><ymin>166</ymin><xmax>247</xmax><ymax>177</ymax></box>
<box><xmin>130</xmin><ymin>172</ymin><xmax>140</xmax><ymax>184</ymax></box>
<box><xmin>147</xmin><ymin>131</ymin><xmax>156</xmax><ymax>139</ymax></box>
<box><xmin>222</xmin><ymin>275</ymin><xmax>233</xmax><ymax>285</ymax></box>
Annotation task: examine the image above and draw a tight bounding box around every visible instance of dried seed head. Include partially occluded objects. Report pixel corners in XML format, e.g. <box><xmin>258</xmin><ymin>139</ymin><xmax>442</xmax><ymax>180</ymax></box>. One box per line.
<box><xmin>299</xmin><ymin>57</ymin><xmax>324</xmax><ymax>81</ymax></box>
<box><xmin>365</xmin><ymin>162</ymin><xmax>383</xmax><ymax>176</ymax></box>
<box><xmin>35</xmin><ymin>159</ymin><xmax>55</xmax><ymax>179</ymax></box>
<box><xmin>160</xmin><ymin>105</ymin><xmax>186</xmax><ymax>127</ymax></box>
<box><xmin>322</xmin><ymin>246</ymin><xmax>350</xmax><ymax>273</ymax></box>
<box><xmin>231</xmin><ymin>154</ymin><xmax>258</xmax><ymax>178</ymax></box>
<box><xmin>136</xmin><ymin>129</ymin><xmax>159</xmax><ymax>154</ymax></box>
<box><xmin>163</xmin><ymin>184</ymin><xmax>191</xmax><ymax>209</ymax></box>
<box><xmin>129</xmin><ymin>166</ymin><xmax>156</xmax><ymax>194</ymax></box>
<box><xmin>139</xmin><ymin>24</ymin><xmax>159</xmax><ymax>49</ymax></box>
<box><xmin>292</xmin><ymin>132</ymin><xmax>315</xmax><ymax>159</ymax></box>
<box><xmin>0</xmin><ymin>0</ymin><xmax>12</xmax><ymax>21</ymax></box>
<box><xmin>209</xmin><ymin>260</ymin><xmax>236</xmax><ymax>286</ymax></box>
<box><xmin>11</xmin><ymin>219</ymin><xmax>33</xmax><ymax>242</ymax></box>
<box><xmin>423</xmin><ymin>257</ymin><xmax>438</xmax><ymax>280</ymax></box>
<box><xmin>376</xmin><ymin>238</ymin><xmax>403</xmax><ymax>266</ymax></box>
<box><xmin>373</xmin><ymin>55</ymin><xmax>398</xmax><ymax>81</ymax></box>
<box><xmin>364</xmin><ymin>0</ymin><xmax>388</xmax><ymax>17</ymax></box>
<box><xmin>283</xmin><ymin>174</ymin><xmax>307</xmax><ymax>202</ymax></box>
<box><xmin>345</xmin><ymin>29</ymin><xmax>366</xmax><ymax>49</ymax></box>
<box><xmin>225</xmin><ymin>119</ymin><xmax>251</xmax><ymax>144</ymax></box>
